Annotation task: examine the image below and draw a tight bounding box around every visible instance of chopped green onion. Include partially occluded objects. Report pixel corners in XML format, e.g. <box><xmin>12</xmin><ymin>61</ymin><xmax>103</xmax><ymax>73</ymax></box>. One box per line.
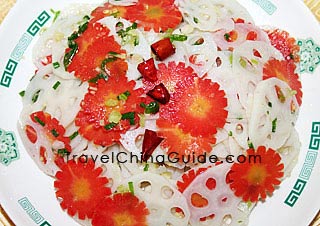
<box><xmin>228</xmin><ymin>131</ymin><xmax>233</xmax><ymax>136</ymax></box>
<box><xmin>32</xmin><ymin>90</ymin><xmax>41</xmax><ymax>103</ymax></box>
<box><xmin>116</xmin><ymin>21</ymin><xmax>124</xmax><ymax>29</ymax></box>
<box><xmin>69</xmin><ymin>131</ymin><xmax>79</xmax><ymax>140</ymax></box>
<box><xmin>19</xmin><ymin>90</ymin><xmax>25</xmax><ymax>97</ymax></box>
<box><xmin>88</xmin><ymin>73</ymin><xmax>108</xmax><ymax>83</ymax></box>
<box><xmin>143</xmin><ymin>163</ymin><xmax>149</xmax><ymax>171</ymax></box>
<box><xmin>51</xmin><ymin>129</ymin><xmax>59</xmax><ymax>137</ymax></box>
<box><xmin>52</xmin><ymin>81</ymin><xmax>61</xmax><ymax>90</ymax></box>
<box><xmin>53</xmin><ymin>62</ymin><xmax>60</xmax><ymax>69</ymax></box>
<box><xmin>141</xmin><ymin>101</ymin><xmax>159</xmax><ymax>114</ymax></box>
<box><xmin>50</xmin><ymin>9</ymin><xmax>61</xmax><ymax>23</ymax></box>
<box><xmin>272</xmin><ymin>118</ymin><xmax>277</xmax><ymax>133</ymax></box>
<box><xmin>193</xmin><ymin>17</ymin><xmax>199</xmax><ymax>24</ymax></box>
<box><xmin>34</xmin><ymin>116</ymin><xmax>45</xmax><ymax>126</ymax></box>
<box><xmin>117</xmin><ymin>91</ymin><xmax>130</xmax><ymax>101</ymax></box>
<box><xmin>128</xmin><ymin>181</ymin><xmax>135</xmax><ymax>195</ymax></box>
<box><xmin>224</xmin><ymin>33</ymin><xmax>230</xmax><ymax>41</ymax></box>
<box><xmin>104</xmin><ymin>122</ymin><xmax>118</xmax><ymax>130</ymax></box>
<box><xmin>122</xmin><ymin>112</ymin><xmax>135</xmax><ymax>125</ymax></box>
<box><xmin>248</xmin><ymin>140</ymin><xmax>254</xmax><ymax>149</ymax></box>
<box><xmin>268</xmin><ymin>102</ymin><xmax>272</xmax><ymax>108</ymax></box>
<box><xmin>170</xmin><ymin>34</ymin><xmax>188</xmax><ymax>42</ymax></box>
<box><xmin>63</xmin><ymin>44</ymin><xmax>78</xmax><ymax>69</ymax></box>
<box><xmin>57</xmin><ymin>148</ymin><xmax>69</xmax><ymax>157</ymax></box>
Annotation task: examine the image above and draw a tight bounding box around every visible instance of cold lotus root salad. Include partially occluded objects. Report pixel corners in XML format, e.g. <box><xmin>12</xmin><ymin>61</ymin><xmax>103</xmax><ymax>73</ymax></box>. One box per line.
<box><xmin>18</xmin><ymin>0</ymin><xmax>303</xmax><ymax>225</ymax></box>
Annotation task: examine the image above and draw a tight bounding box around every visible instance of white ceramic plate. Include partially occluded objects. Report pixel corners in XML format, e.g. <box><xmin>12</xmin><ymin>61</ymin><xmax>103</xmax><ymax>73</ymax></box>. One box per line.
<box><xmin>0</xmin><ymin>0</ymin><xmax>319</xmax><ymax>225</ymax></box>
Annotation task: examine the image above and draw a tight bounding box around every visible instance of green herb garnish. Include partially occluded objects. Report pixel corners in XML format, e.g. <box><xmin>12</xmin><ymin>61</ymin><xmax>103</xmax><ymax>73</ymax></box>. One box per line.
<box><xmin>88</xmin><ymin>73</ymin><xmax>108</xmax><ymax>83</ymax></box>
<box><xmin>143</xmin><ymin>163</ymin><xmax>149</xmax><ymax>171</ymax></box>
<box><xmin>122</xmin><ymin>112</ymin><xmax>135</xmax><ymax>125</ymax></box>
<box><xmin>19</xmin><ymin>90</ymin><xmax>25</xmax><ymax>97</ymax></box>
<box><xmin>57</xmin><ymin>148</ymin><xmax>69</xmax><ymax>157</ymax></box>
<box><xmin>69</xmin><ymin>131</ymin><xmax>79</xmax><ymax>140</ymax></box>
<box><xmin>52</xmin><ymin>81</ymin><xmax>61</xmax><ymax>90</ymax></box>
<box><xmin>53</xmin><ymin>62</ymin><xmax>60</xmax><ymax>69</ymax></box>
<box><xmin>141</xmin><ymin>101</ymin><xmax>159</xmax><ymax>114</ymax></box>
<box><xmin>170</xmin><ymin>34</ymin><xmax>188</xmax><ymax>42</ymax></box>
<box><xmin>272</xmin><ymin>118</ymin><xmax>277</xmax><ymax>133</ymax></box>
<box><xmin>104</xmin><ymin>122</ymin><xmax>118</xmax><ymax>130</ymax></box>
<box><xmin>117</xmin><ymin>91</ymin><xmax>130</xmax><ymax>101</ymax></box>
<box><xmin>128</xmin><ymin>181</ymin><xmax>135</xmax><ymax>195</ymax></box>
<box><xmin>51</xmin><ymin>129</ymin><xmax>59</xmax><ymax>137</ymax></box>
<box><xmin>34</xmin><ymin>116</ymin><xmax>45</xmax><ymax>126</ymax></box>
<box><xmin>193</xmin><ymin>17</ymin><xmax>199</xmax><ymax>24</ymax></box>
<box><xmin>50</xmin><ymin>9</ymin><xmax>61</xmax><ymax>23</ymax></box>
<box><xmin>32</xmin><ymin>90</ymin><xmax>41</xmax><ymax>103</ymax></box>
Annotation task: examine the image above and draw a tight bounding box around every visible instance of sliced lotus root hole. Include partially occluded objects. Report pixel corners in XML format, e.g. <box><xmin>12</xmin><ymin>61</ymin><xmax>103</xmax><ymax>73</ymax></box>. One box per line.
<box><xmin>275</xmin><ymin>85</ymin><xmax>286</xmax><ymax>103</ymax></box>
<box><xmin>161</xmin><ymin>186</ymin><xmax>174</xmax><ymax>199</ymax></box>
<box><xmin>170</xmin><ymin>207</ymin><xmax>186</xmax><ymax>219</ymax></box>
<box><xmin>235</xmin><ymin>123</ymin><xmax>244</xmax><ymax>134</ymax></box>
<box><xmin>39</xmin><ymin>146</ymin><xmax>47</xmax><ymax>164</ymax></box>
<box><xmin>25</xmin><ymin>125</ymin><xmax>38</xmax><ymax>144</ymax></box>
<box><xmin>200</xmin><ymin>213</ymin><xmax>215</xmax><ymax>222</ymax></box>
<box><xmin>215</xmin><ymin>57</ymin><xmax>222</xmax><ymax>67</ymax></box>
<box><xmin>139</xmin><ymin>181</ymin><xmax>152</xmax><ymax>193</ymax></box>
<box><xmin>191</xmin><ymin>193</ymin><xmax>209</xmax><ymax>208</ymax></box>
<box><xmin>205</xmin><ymin>178</ymin><xmax>216</xmax><ymax>190</ymax></box>
<box><xmin>223</xmin><ymin>214</ymin><xmax>233</xmax><ymax>225</ymax></box>
<box><xmin>221</xmin><ymin>197</ymin><xmax>228</xmax><ymax>203</ymax></box>
<box><xmin>253</xmin><ymin>48</ymin><xmax>262</xmax><ymax>58</ymax></box>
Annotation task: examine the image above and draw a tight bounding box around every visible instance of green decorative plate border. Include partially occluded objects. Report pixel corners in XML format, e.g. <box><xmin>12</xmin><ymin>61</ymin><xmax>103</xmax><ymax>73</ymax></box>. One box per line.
<box><xmin>0</xmin><ymin>10</ymin><xmax>51</xmax><ymax>88</ymax></box>
<box><xmin>284</xmin><ymin>122</ymin><xmax>319</xmax><ymax>207</ymax></box>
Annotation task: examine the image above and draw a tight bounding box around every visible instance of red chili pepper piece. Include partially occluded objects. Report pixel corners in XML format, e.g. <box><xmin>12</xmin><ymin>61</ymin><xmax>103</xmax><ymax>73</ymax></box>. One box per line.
<box><xmin>151</xmin><ymin>38</ymin><xmax>175</xmax><ymax>61</ymax></box>
<box><xmin>146</xmin><ymin>83</ymin><xmax>170</xmax><ymax>104</ymax></box>
<box><xmin>142</xmin><ymin>129</ymin><xmax>164</xmax><ymax>161</ymax></box>
<box><xmin>137</xmin><ymin>58</ymin><xmax>158</xmax><ymax>82</ymax></box>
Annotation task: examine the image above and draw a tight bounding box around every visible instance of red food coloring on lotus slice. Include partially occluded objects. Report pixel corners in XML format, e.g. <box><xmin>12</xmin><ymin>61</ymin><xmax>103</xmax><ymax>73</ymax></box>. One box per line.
<box><xmin>157</xmin><ymin>119</ymin><xmax>216</xmax><ymax>159</ymax></box>
<box><xmin>177</xmin><ymin>167</ymin><xmax>208</xmax><ymax>192</ymax></box>
<box><xmin>266</xmin><ymin>29</ymin><xmax>300</xmax><ymax>62</ymax></box>
<box><xmin>66</xmin><ymin>22</ymin><xmax>127</xmax><ymax>81</ymax></box>
<box><xmin>54</xmin><ymin>160</ymin><xmax>112</xmax><ymax>220</ymax></box>
<box><xmin>229</xmin><ymin>146</ymin><xmax>284</xmax><ymax>202</ymax></box>
<box><xmin>263</xmin><ymin>59</ymin><xmax>302</xmax><ymax>105</ymax></box>
<box><xmin>160</xmin><ymin>77</ymin><xmax>228</xmax><ymax>137</ymax></box>
<box><xmin>30</xmin><ymin>111</ymin><xmax>71</xmax><ymax>152</ymax></box>
<box><xmin>142</xmin><ymin>129</ymin><xmax>164</xmax><ymax>161</ymax></box>
<box><xmin>92</xmin><ymin>192</ymin><xmax>149</xmax><ymax>226</ymax></box>
<box><xmin>75</xmin><ymin>76</ymin><xmax>145</xmax><ymax>146</ymax></box>
<box><xmin>125</xmin><ymin>0</ymin><xmax>182</xmax><ymax>32</ymax></box>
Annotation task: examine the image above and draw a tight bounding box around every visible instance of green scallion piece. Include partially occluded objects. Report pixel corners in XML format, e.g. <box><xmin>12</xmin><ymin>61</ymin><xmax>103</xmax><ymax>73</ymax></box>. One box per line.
<box><xmin>53</xmin><ymin>62</ymin><xmax>60</xmax><ymax>69</ymax></box>
<box><xmin>57</xmin><ymin>148</ymin><xmax>69</xmax><ymax>157</ymax></box>
<box><xmin>50</xmin><ymin>9</ymin><xmax>61</xmax><ymax>23</ymax></box>
<box><xmin>128</xmin><ymin>181</ymin><xmax>135</xmax><ymax>195</ymax></box>
<box><xmin>19</xmin><ymin>90</ymin><xmax>25</xmax><ymax>97</ymax></box>
<box><xmin>121</xmin><ymin>112</ymin><xmax>135</xmax><ymax>125</ymax></box>
<box><xmin>32</xmin><ymin>90</ymin><xmax>41</xmax><ymax>103</ymax></box>
<box><xmin>144</xmin><ymin>101</ymin><xmax>159</xmax><ymax>114</ymax></box>
<box><xmin>117</xmin><ymin>91</ymin><xmax>130</xmax><ymax>101</ymax></box>
<box><xmin>228</xmin><ymin>131</ymin><xmax>233</xmax><ymax>136</ymax></box>
<box><xmin>69</xmin><ymin>131</ymin><xmax>79</xmax><ymax>140</ymax></box>
<box><xmin>248</xmin><ymin>141</ymin><xmax>254</xmax><ymax>149</ymax></box>
<box><xmin>272</xmin><ymin>118</ymin><xmax>277</xmax><ymax>133</ymax></box>
<box><xmin>268</xmin><ymin>102</ymin><xmax>272</xmax><ymax>108</ymax></box>
<box><xmin>88</xmin><ymin>73</ymin><xmax>108</xmax><ymax>83</ymax></box>
<box><xmin>170</xmin><ymin>34</ymin><xmax>188</xmax><ymax>42</ymax></box>
<box><xmin>53</xmin><ymin>81</ymin><xmax>61</xmax><ymax>90</ymax></box>
<box><xmin>193</xmin><ymin>17</ymin><xmax>199</xmax><ymax>24</ymax></box>
<box><xmin>51</xmin><ymin>129</ymin><xmax>59</xmax><ymax>137</ymax></box>
<box><xmin>143</xmin><ymin>164</ymin><xmax>149</xmax><ymax>171</ymax></box>
<box><xmin>104</xmin><ymin>122</ymin><xmax>118</xmax><ymax>130</ymax></box>
<box><xmin>34</xmin><ymin>116</ymin><xmax>45</xmax><ymax>126</ymax></box>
